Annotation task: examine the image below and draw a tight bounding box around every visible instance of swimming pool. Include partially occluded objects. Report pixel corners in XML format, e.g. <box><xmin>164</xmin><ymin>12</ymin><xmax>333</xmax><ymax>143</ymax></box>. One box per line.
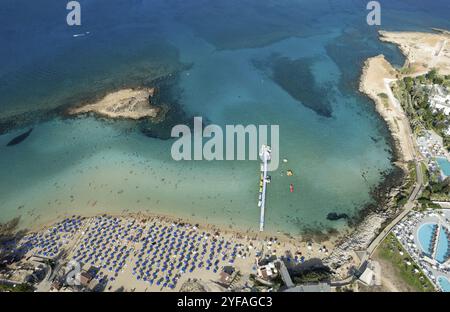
<box><xmin>418</xmin><ymin>223</ymin><xmax>437</xmax><ymax>256</ymax></box>
<box><xmin>436</xmin><ymin>157</ymin><xmax>450</xmax><ymax>177</ymax></box>
<box><xmin>417</xmin><ymin>223</ymin><xmax>449</xmax><ymax>263</ymax></box>
<box><xmin>437</xmin><ymin>276</ymin><xmax>450</xmax><ymax>292</ymax></box>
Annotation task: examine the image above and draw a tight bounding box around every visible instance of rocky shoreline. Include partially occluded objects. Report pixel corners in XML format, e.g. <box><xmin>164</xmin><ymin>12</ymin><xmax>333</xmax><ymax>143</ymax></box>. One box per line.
<box><xmin>325</xmin><ymin>29</ymin><xmax>450</xmax><ymax>273</ymax></box>
<box><xmin>0</xmin><ymin>67</ymin><xmax>191</xmax><ymax>136</ymax></box>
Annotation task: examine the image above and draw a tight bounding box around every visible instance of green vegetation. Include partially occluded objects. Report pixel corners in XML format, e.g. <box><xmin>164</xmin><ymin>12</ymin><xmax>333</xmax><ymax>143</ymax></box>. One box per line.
<box><xmin>418</xmin><ymin>159</ymin><xmax>450</xmax><ymax>205</ymax></box>
<box><xmin>393</xmin><ymin>70</ymin><xmax>450</xmax><ymax>207</ymax></box>
<box><xmin>420</xmin><ymin>176</ymin><xmax>450</xmax><ymax>204</ymax></box>
<box><xmin>393</xmin><ymin>161</ymin><xmax>416</xmax><ymax>207</ymax></box>
<box><xmin>421</xmin><ymin>162</ymin><xmax>429</xmax><ymax>186</ymax></box>
<box><xmin>0</xmin><ymin>217</ymin><xmax>20</xmax><ymax>242</ymax></box>
<box><xmin>249</xmin><ymin>273</ymin><xmax>282</xmax><ymax>291</ymax></box>
<box><xmin>0</xmin><ymin>283</ymin><xmax>34</xmax><ymax>292</ymax></box>
<box><xmin>292</xmin><ymin>270</ymin><xmax>330</xmax><ymax>284</ymax></box>
<box><xmin>335</xmin><ymin>286</ymin><xmax>354</xmax><ymax>292</ymax></box>
<box><xmin>378</xmin><ymin>93</ymin><xmax>389</xmax><ymax>108</ymax></box>
<box><xmin>0</xmin><ymin>217</ymin><xmax>26</xmax><ymax>266</ymax></box>
<box><xmin>393</xmin><ymin>70</ymin><xmax>450</xmax><ymax>150</ymax></box>
<box><xmin>291</xmin><ymin>265</ymin><xmax>332</xmax><ymax>284</ymax></box>
<box><xmin>377</xmin><ymin>234</ymin><xmax>435</xmax><ymax>292</ymax></box>
<box><xmin>398</xmin><ymin>66</ymin><xmax>416</xmax><ymax>76</ymax></box>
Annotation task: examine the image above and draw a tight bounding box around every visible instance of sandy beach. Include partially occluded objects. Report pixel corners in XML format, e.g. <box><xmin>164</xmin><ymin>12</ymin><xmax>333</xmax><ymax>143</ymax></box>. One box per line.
<box><xmin>322</xmin><ymin>29</ymin><xmax>450</xmax><ymax>277</ymax></box>
<box><xmin>359</xmin><ymin>55</ymin><xmax>416</xmax><ymax>163</ymax></box>
<box><xmin>5</xmin><ymin>29</ymin><xmax>449</xmax><ymax>292</ymax></box>
<box><xmin>360</xmin><ymin>29</ymin><xmax>450</xmax><ymax>163</ymax></box>
<box><xmin>6</xmin><ymin>213</ymin><xmax>336</xmax><ymax>292</ymax></box>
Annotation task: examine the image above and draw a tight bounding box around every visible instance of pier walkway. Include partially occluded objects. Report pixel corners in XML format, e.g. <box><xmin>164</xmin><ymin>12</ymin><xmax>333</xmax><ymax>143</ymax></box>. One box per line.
<box><xmin>258</xmin><ymin>145</ymin><xmax>271</xmax><ymax>232</ymax></box>
<box><xmin>432</xmin><ymin>223</ymin><xmax>442</xmax><ymax>259</ymax></box>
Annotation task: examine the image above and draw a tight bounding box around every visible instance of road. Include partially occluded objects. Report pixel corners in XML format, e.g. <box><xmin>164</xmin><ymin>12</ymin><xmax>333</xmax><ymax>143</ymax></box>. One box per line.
<box><xmin>364</xmin><ymin>76</ymin><xmax>425</xmax><ymax>257</ymax></box>
<box><xmin>363</xmin><ymin>79</ymin><xmax>425</xmax><ymax>261</ymax></box>
<box><xmin>35</xmin><ymin>219</ymin><xmax>92</xmax><ymax>292</ymax></box>
<box><xmin>333</xmin><ymin>78</ymin><xmax>425</xmax><ymax>286</ymax></box>
<box><xmin>332</xmin><ymin>166</ymin><xmax>423</xmax><ymax>287</ymax></box>
<box><xmin>365</xmin><ymin>162</ymin><xmax>423</xmax><ymax>259</ymax></box>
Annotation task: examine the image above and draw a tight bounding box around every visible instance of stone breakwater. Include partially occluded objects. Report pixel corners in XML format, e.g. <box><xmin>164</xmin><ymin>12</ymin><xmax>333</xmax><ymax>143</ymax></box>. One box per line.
<box><xmin>324</xmin><ymin>213</ymin><xmax>389</xmax><ymax>274</ymax></box>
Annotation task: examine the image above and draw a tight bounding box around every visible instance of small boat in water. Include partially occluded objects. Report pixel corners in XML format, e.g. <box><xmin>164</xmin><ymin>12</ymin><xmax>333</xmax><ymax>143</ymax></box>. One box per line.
<box><xmin>73</xmin><ymin>31</ymin><xmax>91</xmax><ymax>38</ymax></box>
<box><xmin>290</xmin><ymin>184</ymin><xmax>294</xmax><ymax>193</ymax></box>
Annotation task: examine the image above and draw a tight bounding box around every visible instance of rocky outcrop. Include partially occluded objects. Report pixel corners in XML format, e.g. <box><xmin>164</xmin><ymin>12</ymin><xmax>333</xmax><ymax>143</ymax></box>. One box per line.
<box><xmin>69</xmin><ymin>88</ymin><xmax>163</xmax><ymax>120</ymax></box>
<box><xmin>326</xmin><ymin>213</ymin><xmax>349</xmax><ymax>221</ymax></box>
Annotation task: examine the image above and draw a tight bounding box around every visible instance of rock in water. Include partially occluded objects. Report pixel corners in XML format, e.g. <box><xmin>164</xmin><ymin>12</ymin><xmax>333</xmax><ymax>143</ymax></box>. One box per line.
<box><xmin>6</xmin><ymin>128</ymin><xmax>33</xmax><ymax>146</ymax></box>
<box><xmin>326</xmin><ymin>212</ymin><xmax>349</xmax><ymax>221</ymax></box>
<box><xmin>69</xmin><ymin>88</ymin><xmax>162</xmax><ymax>120</ymax></box>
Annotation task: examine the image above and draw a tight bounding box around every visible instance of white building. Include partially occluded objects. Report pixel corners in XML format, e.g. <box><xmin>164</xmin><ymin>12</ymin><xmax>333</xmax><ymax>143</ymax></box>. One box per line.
<box><xmin>429</xmin><ymin>84</ymin><xmax>450</xmax><ymax>115</ymax></box>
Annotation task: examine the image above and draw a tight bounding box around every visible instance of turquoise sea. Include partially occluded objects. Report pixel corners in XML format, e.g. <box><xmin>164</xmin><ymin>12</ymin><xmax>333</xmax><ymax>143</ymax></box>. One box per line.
<box><xmin>1</xmin><ymin>0</ymin><xmax>449</xmax><ymax>234</ymax></box>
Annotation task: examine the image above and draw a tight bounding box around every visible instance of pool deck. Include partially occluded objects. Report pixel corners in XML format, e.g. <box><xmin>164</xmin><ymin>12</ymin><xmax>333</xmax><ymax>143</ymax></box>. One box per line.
<box><xmin>417</xmin><ymin>130</ymin><xmax>450</xmax><ymax>180</ymax></box>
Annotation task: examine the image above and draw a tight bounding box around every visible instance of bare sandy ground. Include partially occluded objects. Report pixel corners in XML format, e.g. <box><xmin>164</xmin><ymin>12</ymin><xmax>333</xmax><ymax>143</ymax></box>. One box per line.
<box><xmin>373</xmin><ymin>249</ymin><xmax>417</xmax><ymax>292</ymax></box>
<box><xmin>379</xmin><ymin>30</ymin><xmax>450</xmax><ymax>75</ymax></box>
<box><xmin>360</xmin><ymin>29</ymin><xmax>450</xmax><ymax>163</ymax></box>
<box><xmin>359</xmin><ymin>55</ymin><xmax>416</xmax><ymax>163</ymax></box>
<box><xmin>359</xmin><ymin>29</ymin><xmax>449</xmax><ymax>291</ymax></box>
<box><xmin>69</xmin><ymin>88</ymin><xmax>161</xmax><ymax>120</ymax></box>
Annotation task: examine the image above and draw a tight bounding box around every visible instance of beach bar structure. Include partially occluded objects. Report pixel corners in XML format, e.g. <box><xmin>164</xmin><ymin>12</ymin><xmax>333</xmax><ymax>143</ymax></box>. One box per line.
<box><xmin>258</xmin><ymin>144</ymin><xmax>272</xmax><ymax>232</ymax></box>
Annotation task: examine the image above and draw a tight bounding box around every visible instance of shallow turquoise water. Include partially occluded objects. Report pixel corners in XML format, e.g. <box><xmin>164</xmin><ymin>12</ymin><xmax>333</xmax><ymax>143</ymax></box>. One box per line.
<box><xmin>0</xmin><ymin>0</ymin><xmax>449</xmax><ymax>234</ymax></box>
